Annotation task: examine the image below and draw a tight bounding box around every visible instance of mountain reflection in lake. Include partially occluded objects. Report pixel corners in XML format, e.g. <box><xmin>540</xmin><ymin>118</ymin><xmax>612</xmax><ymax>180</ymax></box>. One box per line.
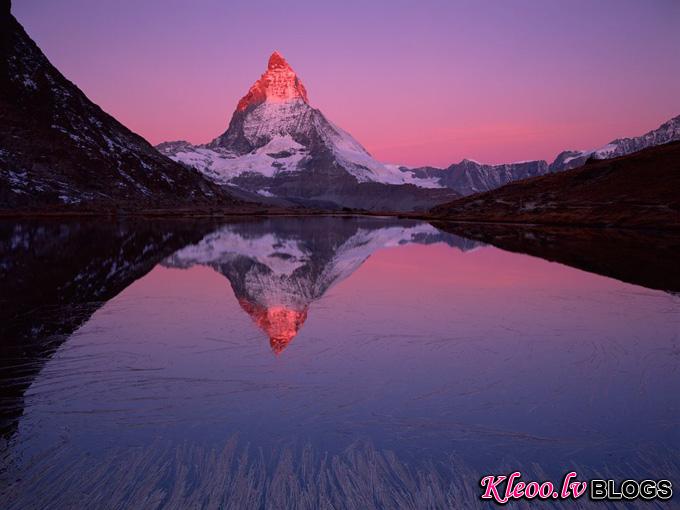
<box><xmin>163</xmin><ymin>219</ymin><xmax>476</xmax><ymax>354</ymax></box>
<box><xmin>1</xmin><ymin>217</ymin><xmax>678</xmax><ymax>509</ymax></box>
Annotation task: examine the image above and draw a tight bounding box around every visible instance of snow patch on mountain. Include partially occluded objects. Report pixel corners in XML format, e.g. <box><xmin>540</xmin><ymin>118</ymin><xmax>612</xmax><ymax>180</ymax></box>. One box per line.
<box><xmin>160</xmin><ymin>118</ymin><xmax>443</xmax><ymax>189</ymax></box>
<box><xmin>319</xmin><ymin>120</ymin><xmax>442</xmax><ymax>187</ymax></box>
<box><xmin>168</xmin><ymin>135</ymin><xmax>308</xmax><ymax>184</ymax></box>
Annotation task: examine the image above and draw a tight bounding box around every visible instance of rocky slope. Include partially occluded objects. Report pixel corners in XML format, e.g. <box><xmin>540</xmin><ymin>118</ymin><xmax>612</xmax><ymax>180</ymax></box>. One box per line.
<box><xmin>0</xmin><ymin>1</ymin><xmax>241</xmax><ymax>213</ymax></box>
<box><xmin>431</xmin><ymin>141</ymin><xmax>680</xmax><ymax>229</ymax></box>
<box><xmin>158</xmin><ymin>52</ymin><xmax>458</xmax><ymax>212</ymax></box>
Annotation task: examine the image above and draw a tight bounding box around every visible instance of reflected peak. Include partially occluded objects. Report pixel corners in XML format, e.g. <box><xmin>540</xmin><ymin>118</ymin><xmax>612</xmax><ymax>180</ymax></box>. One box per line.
<box><xmin>238</xmin><ymin>299</ymin><xmax>308</xmax><ymax>355</ymax></box>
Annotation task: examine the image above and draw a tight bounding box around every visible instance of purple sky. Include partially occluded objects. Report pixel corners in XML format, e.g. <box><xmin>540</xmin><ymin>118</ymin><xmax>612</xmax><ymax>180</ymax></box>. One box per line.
<box><xmin>14</xmin><ymin>0</ymin><xmax>680</xmax><ymax>166</ymax></box>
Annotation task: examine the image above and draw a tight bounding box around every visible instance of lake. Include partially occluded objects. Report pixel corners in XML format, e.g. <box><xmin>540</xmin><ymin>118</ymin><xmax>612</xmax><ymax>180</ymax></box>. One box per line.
<box><xmin>1</xmin><ymin>217</ymin><xmax>678</xmax><ymax>509</ymax></box>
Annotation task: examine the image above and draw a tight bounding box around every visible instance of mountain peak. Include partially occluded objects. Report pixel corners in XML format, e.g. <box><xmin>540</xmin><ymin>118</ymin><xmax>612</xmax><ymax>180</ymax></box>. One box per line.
<box><xmin>236</xmin><ymin>51</ymin><xmax>308</xmax><ymax>112</ymax></box>
<box><xmin>663</xmin><ymin>114</ymin><xmax>680</xmax><ymax>126</ymax></box>
<box><xmin>268</xmin><ymin>51</ymin><xmax>289</xmax><ymax>70</ymax></box>
<box><xmin>238</xmin><ymin>299</ymin><xmax>308</xmax><ymax>355</ymax></box>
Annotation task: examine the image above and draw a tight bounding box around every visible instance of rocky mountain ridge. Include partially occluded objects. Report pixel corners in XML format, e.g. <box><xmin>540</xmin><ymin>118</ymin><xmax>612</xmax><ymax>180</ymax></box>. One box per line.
<box><xmin>0</xmin><ymin>1</ymin><xmax>241</xmax><ymax>213</ymax></box>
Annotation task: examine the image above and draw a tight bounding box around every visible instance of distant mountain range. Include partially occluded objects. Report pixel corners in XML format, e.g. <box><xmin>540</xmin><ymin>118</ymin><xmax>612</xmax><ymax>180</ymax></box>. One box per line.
<box><xmin>431</xmin><ymin>140</ymin><xmax>680</xmax><ymax>229</ymax></box>
<box><xmin>399</xmin><ymin>114</ymin><xmax>680</xmax><ymax>196</ymax></box>
<box><xmin>0</xmin><ymin>1</ymin><xmax>243</xmax><ymax>213</ymax></box>
<box><xmin>548</xmin><ymin>115</ymin><xmax>680</xmax><ymax>172</ymax></box>
<box><xmin>400</xmin><ymin>160</ymin><xmax>549</xmax><ymax>196</ymax></box>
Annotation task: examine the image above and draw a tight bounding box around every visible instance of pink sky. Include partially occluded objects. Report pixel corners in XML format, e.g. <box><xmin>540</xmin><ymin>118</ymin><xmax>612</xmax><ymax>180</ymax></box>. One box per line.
<box><xmin>14</xmin><ymin>0</ymin><xmax>680</xmax><ymax>166</ymax></box>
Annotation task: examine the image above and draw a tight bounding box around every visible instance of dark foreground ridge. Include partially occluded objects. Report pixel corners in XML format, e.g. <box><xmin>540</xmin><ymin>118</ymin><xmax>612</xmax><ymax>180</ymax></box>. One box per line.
<box><xmin>0</xmin><ymin>3</ymin><xmax>249</xmax><ymax>214</ymax></box>
<box><xmin>430</xmin><ymin>141</ymin><xmax>680</xmax><ymax>229</ymax></box>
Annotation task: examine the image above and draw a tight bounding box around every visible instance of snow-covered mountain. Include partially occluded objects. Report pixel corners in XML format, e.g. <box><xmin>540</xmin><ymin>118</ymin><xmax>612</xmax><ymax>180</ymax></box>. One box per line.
<box><xmin>158</xmin><ymin>50</ymin><xmax>680</xmax><ymax>205</ymax></box>
<box><xmin>0</xmin><ymin>1</ymin><xmax>238</xmax><ymax>212</ymax></box>
<box><xmin>549</xmin><ymin>115</ymin><xmax>680</xmax><ymax>172</ymax></box>
<box><xmin>157</xmin><ymin>52</ymin><xmax>457</xmax><ymax>212</ymax></box>
<box><xmin>164</xmin><ymin>218</ymin><xmax>481</xmax><ymax>353</ymax></box>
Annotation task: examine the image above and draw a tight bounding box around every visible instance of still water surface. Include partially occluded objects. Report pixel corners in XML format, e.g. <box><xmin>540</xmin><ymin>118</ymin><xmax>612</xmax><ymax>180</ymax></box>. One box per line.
<box><xmin>0</xmin><ymin>217</ymin><xmax>678</xmax><ymax>508</ymax></box>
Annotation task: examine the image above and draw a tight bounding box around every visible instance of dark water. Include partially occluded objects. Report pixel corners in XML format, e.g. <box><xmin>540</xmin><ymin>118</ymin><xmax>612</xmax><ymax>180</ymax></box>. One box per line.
<box><xmin>0</xmin><ymin>217</ymin><xmax>678</xmax><ymax>509</ymax></box>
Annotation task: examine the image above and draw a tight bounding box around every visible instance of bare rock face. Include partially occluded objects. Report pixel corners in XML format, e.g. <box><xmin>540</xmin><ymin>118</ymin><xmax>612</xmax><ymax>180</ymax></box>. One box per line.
<box><xmin>235</xmin><ymin>51</ymin><xmax>309</xmax><ymax>113</ymax></box>
<box><xmin>439</xmin><ymin>159</ymin><xmax>549</xmax><ymax>196</ymax></box>
<box><xmin>0</xmin><ymin>4</ymin><xmax>239</xmax><ymax>212</ymax></box>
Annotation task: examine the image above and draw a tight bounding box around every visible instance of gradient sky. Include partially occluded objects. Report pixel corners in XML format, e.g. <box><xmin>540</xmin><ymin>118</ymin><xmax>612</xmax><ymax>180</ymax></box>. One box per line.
<box><xmin>14</xmin><ymin>0</ymin><xmax>680</xmax><ymax>166</ymax></box>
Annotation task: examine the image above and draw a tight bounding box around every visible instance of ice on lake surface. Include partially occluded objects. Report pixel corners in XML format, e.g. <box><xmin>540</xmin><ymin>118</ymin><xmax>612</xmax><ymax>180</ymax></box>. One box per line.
<box><xmin>0</xmin><ymin>217</ymin><xmax>678</xmax><ymax>509</ymax></box>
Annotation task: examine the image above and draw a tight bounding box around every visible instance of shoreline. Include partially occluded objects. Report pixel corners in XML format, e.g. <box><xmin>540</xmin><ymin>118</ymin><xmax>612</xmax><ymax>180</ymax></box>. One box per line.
<box><xmin>1</xmin><ymin>208</ymin><xmax>678</xmax><ymax>232</ymax></box>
